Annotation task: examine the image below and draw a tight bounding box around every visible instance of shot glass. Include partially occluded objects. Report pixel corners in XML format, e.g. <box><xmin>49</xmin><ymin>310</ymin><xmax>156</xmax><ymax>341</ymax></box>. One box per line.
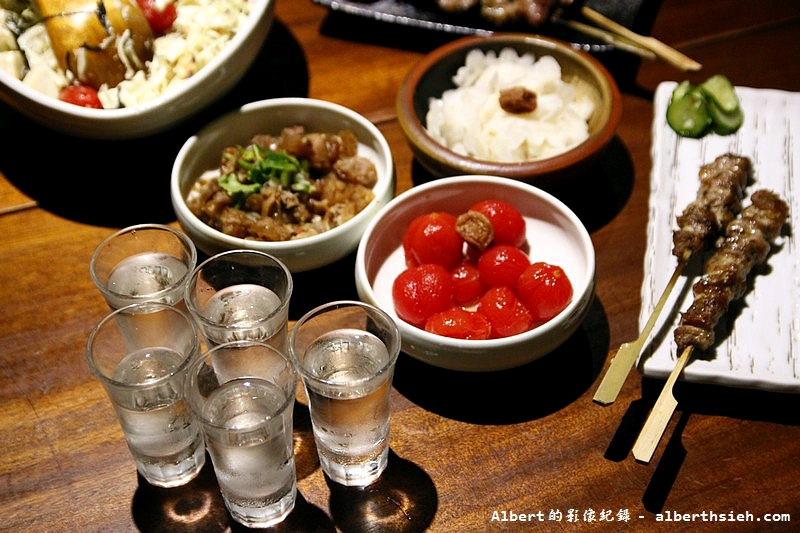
<box><xmin>90</xmin><ymin>224</ymin><xmax>197</xmax><ymax>310</ymax></box>
<box><xmin>86</xmin><ymin>302</ymin><xmax>206</xmax><ymax>488</ymax></box>
<box><xmin>289</xmin><ymin>300</ymin><xmax>401</xmax><ymax>486</ymax></box>
<box><xmin>185</xmin><ymin>250</ymin><xmax>293</xmax><ymax>352</ymax></box>
<box><xmin>184</xmin><ymin>340</ymin><xmax>298</xmax><ymax>528</ymax></box>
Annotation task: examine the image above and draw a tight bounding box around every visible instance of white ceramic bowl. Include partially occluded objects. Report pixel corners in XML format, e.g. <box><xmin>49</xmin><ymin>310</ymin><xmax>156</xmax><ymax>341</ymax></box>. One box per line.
<box><xmin>0</xmin><ymin>0</ymin><xmax>274</xmax><ymax>139</ymax></box>
<box><xmin>355</xmin><ymin>175</ymin><xmax>595</xmax><ymax>372</ymax></box>
<box><xmin>171</xmin><ymin>97</ymin><xmax>396</xmax><ymax>273</ymax></box>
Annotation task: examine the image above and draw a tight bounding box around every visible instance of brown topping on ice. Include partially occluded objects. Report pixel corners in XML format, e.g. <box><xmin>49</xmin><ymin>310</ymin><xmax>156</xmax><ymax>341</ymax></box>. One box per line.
<box><xmin>499</xmin><ymin>86</ymin><xmax>537</xmax><ymax>114</ymax></box>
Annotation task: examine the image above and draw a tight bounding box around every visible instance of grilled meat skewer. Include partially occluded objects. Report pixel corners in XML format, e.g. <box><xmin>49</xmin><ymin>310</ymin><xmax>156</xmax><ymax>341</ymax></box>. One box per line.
<box><xmin>674</xmin><ymin>189</ymin><xmax>790</xmax><ymax>352</ymax></box>
<box><xmin>671</xmin><ymin>153</ymin><xmax>751</xmax><ymax>260</ymax></box>
<box><xmin>633</xmin><ymin>189</ymin><xmax>789</xmax><ymax>462</ymax></box>
<box><xmin>593</xmin><ymin>153</ymin><xmax>750</xmax><ymax>405</ymax></box>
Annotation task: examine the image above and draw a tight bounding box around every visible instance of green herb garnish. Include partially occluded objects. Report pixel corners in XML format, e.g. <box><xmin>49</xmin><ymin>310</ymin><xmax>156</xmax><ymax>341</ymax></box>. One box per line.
<box><xmin>218</xmin><ymin>144</ymin><xmax>314</xmax><ymax>207</ymax></box>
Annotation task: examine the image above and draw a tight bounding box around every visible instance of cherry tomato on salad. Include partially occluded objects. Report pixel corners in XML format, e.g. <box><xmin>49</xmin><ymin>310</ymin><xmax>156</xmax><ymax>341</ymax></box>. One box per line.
<box><xmin>402</xmin><ymin>212</ymin><xmax>465</xmax><ymax>269</ymax></box>
<box><xmin>392</xmin><ymin>263</ymin><xmax>453</xmax><ymax>327</ymax></box>
<box><xmin>469</xmin><ymin>199</ymin><xmax>526</xmax><ymax>248</ymax></box>
<box><xmin>516</xmin><ymin>262</ymin><xmax>573</xmax><ymax>326</ymax></box>
<box><xmin>59</xmin><ymin>84</ymin><xmax>103</xmax><ymax>108</ymax></box>
<box><xmin>477</xmin><ymin>286</ymin><xmax>533</xmax><ymax>338</ymax></box>
<box><xmin>450</xmin><ymin>262</ymin><xmax>485</xmax><ymax>306</ymax></box>
<box><xmin>136</xmin><ymin>0</ymin><xmax>178</xmax><ymax>34</ymax></box>
<box><xmin>477</xmin><ymin>244</ymin><xmax>530</xmax><ymax>288</ymax></box>
<box><xmin>424</xmin><ymin>307</ymin><xmax>492</xmax><ymax>340</ymax></box>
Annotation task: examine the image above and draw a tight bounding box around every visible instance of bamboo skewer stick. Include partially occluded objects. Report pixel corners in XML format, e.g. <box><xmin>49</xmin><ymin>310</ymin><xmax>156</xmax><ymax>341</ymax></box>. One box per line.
<box><xmin>559</xmin><ymin>19</ymin><xmax>657</xmax><ymax>60</ymax></box>
<box><xmin>581</xmin><ymin>6</ymin><xmax>702</xmax><ymax>71</ymax></box>
<box><xmin>593</xmin><ymin>250</ymin><xmax>690</xmax><ymax>405</ymax></box>
<box><xmin>632</xmin><ymin>345</ymin><xmax>693</xmax><ymax>463</ymax></box>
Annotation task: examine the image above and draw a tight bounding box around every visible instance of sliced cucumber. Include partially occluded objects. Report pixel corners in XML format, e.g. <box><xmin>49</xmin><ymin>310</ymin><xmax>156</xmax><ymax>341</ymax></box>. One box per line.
<box><xmin>666</xmin><ymin>84</ymin><xmax>712</xmax><ymax>138</ymax></box>
<box><xmin>707</xmin><ymin>96</ymin><xmax>744</xmax><ymax>134</ymax></box>
<box><xmin>667</xmin><ymin>75</ymin><xmax>743</xmax><ymax>137</ymax></box>
<box><xmin>670</xmin><ymin>80</ymin><xmax>693</xmax><ymax>103</ymax></box>
<box><xmin>700</xmin><ymin>74</ymin><xmax>740</xmax><ymax>114</ymax></box>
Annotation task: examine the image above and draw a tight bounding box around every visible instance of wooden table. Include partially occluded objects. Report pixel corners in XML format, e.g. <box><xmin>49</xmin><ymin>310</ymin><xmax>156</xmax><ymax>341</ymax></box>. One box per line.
<box><xmin>2</xmin><ymin>1</ymin><xmax>799</xmax><ymax>531</ymax></box>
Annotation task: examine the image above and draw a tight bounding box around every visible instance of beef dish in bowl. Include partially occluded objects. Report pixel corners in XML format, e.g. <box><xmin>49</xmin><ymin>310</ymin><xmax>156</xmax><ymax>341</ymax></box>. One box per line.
<box><xmin>171</xmin><ymin>97</ymin><xmax>396</xmax><ymax>273</ymax></box>
<box><xmin>355</xmin><ymin>175</ymin><xmax>595</xmax><ymax>372</ymax></box>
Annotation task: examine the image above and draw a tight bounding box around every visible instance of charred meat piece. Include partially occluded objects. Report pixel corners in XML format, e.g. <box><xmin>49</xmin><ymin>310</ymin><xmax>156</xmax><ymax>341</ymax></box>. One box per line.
<box><xmin>437</xmin><ymin>0</ymin><xmax>571</xmax><ymax>27</ymax></box>
<box><xmin>672</xmin><ymin>153</ymin><xmax>751</xmax><ymax>259</ymax></box>
<box><xmin>437</xmin><ymin>0</ymin><xmax>479</xmax><ymax>11</ymax></box>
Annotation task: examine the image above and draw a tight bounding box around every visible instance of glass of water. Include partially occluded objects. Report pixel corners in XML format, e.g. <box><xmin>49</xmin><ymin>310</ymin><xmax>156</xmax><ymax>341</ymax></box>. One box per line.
<box><xmin>184</xmin><ymin>250</ymin><xmax>293</xmax><ymax>352</ymax></box>
<box><xmin>184</xmin><ymin>340</ymin><xmax>298</xmax><ymax>528</ymax></box>
<box><xmin>289</xmin><ymin>300</ymin><xmax>401</xmax><ymax>486</ymax></box>
<box><xmin>85</xmin><ymin>302</ymin><xmax>206</xmax><ymax>487</ymax></box>
<box><xmin>90</xmin><ymin>224</ymin><xmax>197</xmax><ymax>311</ymax></box>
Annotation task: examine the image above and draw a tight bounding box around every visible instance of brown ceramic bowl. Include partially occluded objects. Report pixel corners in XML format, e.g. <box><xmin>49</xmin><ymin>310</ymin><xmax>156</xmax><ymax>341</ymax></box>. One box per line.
<box><xmin>396</xmin><ymin>33</ymin><xmax>622</xmax><ymax>187</ymax></box>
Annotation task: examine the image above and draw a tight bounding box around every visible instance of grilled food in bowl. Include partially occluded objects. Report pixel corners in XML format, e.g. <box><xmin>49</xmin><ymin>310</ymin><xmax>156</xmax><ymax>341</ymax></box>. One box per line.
<box><xmin>171</xmin><ymin>97</ymin><xmax>396</xmax><ymax>273</ymax></box>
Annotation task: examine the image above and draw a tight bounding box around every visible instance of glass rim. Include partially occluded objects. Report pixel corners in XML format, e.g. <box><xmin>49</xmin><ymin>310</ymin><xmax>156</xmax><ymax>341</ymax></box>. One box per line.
<box><xmin>89</xmin><ymin>223</ymin><xmax>198</xmax><ymax>298</ymax></box>
<box><xmin>289</xmin><ymin>300</ymin><xmax>401</xmax><ymax>386</ymax></box>
<box><xmin>184</xmin><ymin>250</ymin><xmax>294</xmax><ymax>329</ymax></box>
<box><xmin>184</xmin><ymin>339</ymin><xmax>298</xmax><ymax>429</ymax></box>
<box><xmin>85</xmin><ymin>302</ymin><xmax>200</xmax><ymax>389</ymax></box>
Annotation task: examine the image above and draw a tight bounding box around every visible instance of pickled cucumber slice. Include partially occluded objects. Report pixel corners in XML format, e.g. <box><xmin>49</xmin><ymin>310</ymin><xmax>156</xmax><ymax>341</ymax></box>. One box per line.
<box><xmin>708</xmin><ymin>96</ymin><xmax>744</xmax><ymax>135</ymax></box>
<box><xmin>666</xmin><ymin>84</ymin><xmax>712</xmax><ymax>138</ymax></box>
<box><xmin>670</xmin><ymin>80</ymin><xmax>693</xmax><ymax>103</ymax></box>
<box><xmin>700</xmin><ymin>74</ymin><xmax>740</xmax><ymax>114</ymax></box>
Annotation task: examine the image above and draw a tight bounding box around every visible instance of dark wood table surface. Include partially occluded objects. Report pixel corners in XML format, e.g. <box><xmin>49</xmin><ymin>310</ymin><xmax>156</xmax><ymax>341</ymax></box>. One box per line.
<box><xmin>2</xmin><ymin>1</ymin><xmax>799</xmax><ymax>531</ymax></box>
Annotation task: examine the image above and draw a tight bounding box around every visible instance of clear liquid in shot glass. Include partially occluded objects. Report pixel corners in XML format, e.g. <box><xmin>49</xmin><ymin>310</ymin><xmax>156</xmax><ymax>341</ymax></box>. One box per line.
<box><xmin>106</xmin><ymin>252</ymin><xmax>189</xmax><ymax>307</ymax></box>
<box><xmin>203</xmin><ymin>378</ymin><xmax>296</xmax><ymax>527</ymax></box>
<box><xmin>202</xmin><ymin>284</ymin><xmax>284</xmax><ymax>346</ymax></box>
<box><xmin>302</xmin><ymin>328</ymin><xmax>393</xmax><ymax>485</ymax></box>
<box><xmin>112</xmin><ymin>347</ymin><xmax>205</xmax><ymax>487</ymax></box>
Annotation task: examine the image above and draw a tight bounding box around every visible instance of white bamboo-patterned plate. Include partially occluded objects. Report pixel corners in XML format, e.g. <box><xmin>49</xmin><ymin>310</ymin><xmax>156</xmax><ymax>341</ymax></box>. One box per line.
<box><xmin>638</xmin><ymin>81</ymin><xmax>799</xmax><ymax>393</ymax></box>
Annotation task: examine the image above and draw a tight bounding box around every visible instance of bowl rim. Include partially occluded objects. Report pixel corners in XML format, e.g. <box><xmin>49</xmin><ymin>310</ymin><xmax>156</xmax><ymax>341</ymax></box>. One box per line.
<box><xmin>0</xmin><ymin>0</ymin><xmax>273</xmax><ymax>124</ymax></box>
<box><xmin>395</xmin><ymin>32</ymin><xmax>622</xmax><ymax>178</ymax></box>
<box><xmin>355</xmin><ymin>174</ymin><xmax>596</xmax><ymax>350</ymax></box>
<box><xmin>171</xmin><ymin>96</ymin><xmax>395</xmax><ymax>254</ymax></box>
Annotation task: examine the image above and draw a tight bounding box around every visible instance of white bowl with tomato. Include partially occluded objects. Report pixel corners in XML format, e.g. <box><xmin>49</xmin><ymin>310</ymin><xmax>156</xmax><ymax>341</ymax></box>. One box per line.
<box><xmin>0</xmin><ymin>0</ymin><xmax>274</xmax><ymax>139</ymax></box>
<box><xmin>355</xmin><ymin>175</ymin><xmax>595</xmax><ymax>372</ymax></box>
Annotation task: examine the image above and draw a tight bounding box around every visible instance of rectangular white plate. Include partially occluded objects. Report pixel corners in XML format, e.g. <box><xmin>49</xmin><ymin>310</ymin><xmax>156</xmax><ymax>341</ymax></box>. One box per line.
<box><xmin>639</xmin><ymin>81</ymin><xmax>800</xmax><ymax>393</ymax></box>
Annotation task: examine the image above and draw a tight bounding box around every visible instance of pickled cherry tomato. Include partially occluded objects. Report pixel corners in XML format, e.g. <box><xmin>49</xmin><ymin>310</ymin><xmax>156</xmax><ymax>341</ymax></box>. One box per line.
<box><xmin>136</xmin><ymin>0</ymin><xmax>178</xmax><ymax>34</ymax></box>
<box><xmin>59</xmin><ymin>85</ymin><xmax>103</xmax><ymax>108</ymax></box>
<box><xmin>424</xmin><ymin>307</ymin><xmax>492</xmax><ymax>340</ymax></box>
<box><xmin>517</xmin><ymin>262</ymin><xmax>573</xmax><ymax>326</ymax></box>
<box><xmin>477</xmin><ymin>286</ymin><xmax>533</xmax><ymax>338</ymax></box>
<box><xmin>450</xmin><ymin>262</ymin><xmax>485</xmax><ymax>306</ymax></box>
<box><xmin>477</xmin><ymin>245</ymin><xmax>530</xmax><ymax>288</ymax></box>
<box><xmin>392</xmin><ymin>263</ymin><xmax>453</xmax><ymax>327</ymax></box>
<box><xmin>469</xmin><ymin>199</ymin><xmax>526</xmax><ymax>248</ymax></box>
<box><xmin>402</xmin><ymin>212</ymin><xmax>464</xmax><ymax>269</ymax></box>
